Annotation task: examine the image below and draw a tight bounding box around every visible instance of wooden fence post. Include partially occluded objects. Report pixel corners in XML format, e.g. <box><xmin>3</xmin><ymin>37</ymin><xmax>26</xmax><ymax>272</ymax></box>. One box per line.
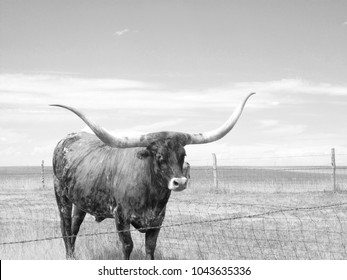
<box><xmin>331</xmin><ymin>148</ymin><xmax>337</xmax><ymax>192</ymax></box>
<box><xmin>212</xmin><ymin>153</ymin><xmax>218</xmax><ymax>189</ymax></box>
<box><xmin>41</xmin><ymin>160</ymin><xmax>45</xmax><ymax>189</ymax></box>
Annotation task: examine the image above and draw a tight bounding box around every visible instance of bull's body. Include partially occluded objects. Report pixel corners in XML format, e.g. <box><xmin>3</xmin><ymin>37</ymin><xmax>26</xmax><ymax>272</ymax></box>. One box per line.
<box><xmin>54</xmin><ymin>132</ymin><xmax>169</xmax><ymax>229</ymax></box>
<box><xmin>51</xmin><ymin>93</ymin><xmax>254</xmax><ymax>260</ymax></box>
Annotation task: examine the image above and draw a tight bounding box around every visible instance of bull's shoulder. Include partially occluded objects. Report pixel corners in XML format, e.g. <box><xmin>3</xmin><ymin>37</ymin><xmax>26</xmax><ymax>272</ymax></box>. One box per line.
<box><xmin>53</xmin><ymin>132</ymin><xmax>102</xmax><ymax>176</ymax></box>
<box><xmin>52</xmin><ymin>132</ymin><xmax>146</xmax><ymax>183</ymax></box>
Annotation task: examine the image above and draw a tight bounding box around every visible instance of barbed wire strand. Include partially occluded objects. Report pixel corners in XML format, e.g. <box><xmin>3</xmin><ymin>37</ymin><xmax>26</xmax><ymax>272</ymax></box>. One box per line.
<box><xmin>1</xmin><ymin>201</ymin><xmax>346</xmax><ymax>247</ymax></box>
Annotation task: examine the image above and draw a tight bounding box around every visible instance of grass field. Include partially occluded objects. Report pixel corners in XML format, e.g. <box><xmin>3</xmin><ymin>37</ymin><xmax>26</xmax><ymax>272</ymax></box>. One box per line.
<box><xmin>1</xmin><ymin>166</ymin><xmax>347</xmax><ymax>260</ymax></box>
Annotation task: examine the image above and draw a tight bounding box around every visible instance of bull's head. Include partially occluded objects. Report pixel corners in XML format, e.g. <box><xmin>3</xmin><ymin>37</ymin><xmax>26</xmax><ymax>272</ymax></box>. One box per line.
<box><xmin>51</xmin><ymin>93</ymin><xmax>255</xmax><ymax>191</ymax></box>
<box><xmin>137</xmin><ymin>136</ymin><xmax>188</xmax><ymax>191</ymax></box>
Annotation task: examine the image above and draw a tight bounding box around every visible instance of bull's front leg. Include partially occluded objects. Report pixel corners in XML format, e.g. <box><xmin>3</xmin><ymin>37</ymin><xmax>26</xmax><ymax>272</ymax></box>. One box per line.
<box><xmin>145</xmin><ymin>228</ymin><xmax>161</xmax><ymax>260</ymax></box>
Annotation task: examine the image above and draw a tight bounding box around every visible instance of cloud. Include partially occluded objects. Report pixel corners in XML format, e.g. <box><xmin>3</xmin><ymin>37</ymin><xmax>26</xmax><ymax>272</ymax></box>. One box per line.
<box><xmin>0</xmin><ymin>73</ymin><xmax>258</xmax><ymax>114</ymax></box>
<box><xmin>31</xmin><ymin>141</ymin><xmax>58</xmax><ymax>156</ymax></box>
<box><xmin>0</xmin><ymin>73</ymin><xmax>151</xmax><ymax>93</ymax></box>
<box><xmin>1</xmin><ymin>73</ymin><xmax>346</xmax><ymax>131</ymax></box>
<box><xmin>266</xmin><ymin>124</ymin><xmax>307</xmax><ymax>136</ymax></box>
<box><xmin>0</xmin><ymin>73</ymin><xmax>160</xmax><ymax>115</ymax></box>
<box><xmin>257</xmin><ymin>119</ymin><xmax>279</xmax><ymax>128</ymax></box>
<box><xmin>81</xmin><ymin>118</ymin><xmax>185</xmax><ymax>137</ymax></box>
<box><xmin>1</xmin><ymin>74</ymin><xmax>346</xmax><ymax>112</ymax></box>
<box><xmin>114</xmin><ymin>28</ymin><xmax>130</xmax><ymax>36</ymax></box>
<box><xmin>1</xmin><ymin>73</ymin><xmax>347</xmax><ymax>133</ymax></box>
<box><xmin>343</xmin><ymin>21</ymin><xmax>347</xmax><ymax>25</ymax></box>
<box><xmin>256</xmin><ymin>119</ymin><xmax>306</xmax><ymax>136</ymax></box>
<box><xmin>1</xmin><ymin>73</ymin><xmax>346</xmax><ymax>166</ymax></box>
<box><xmin>234</xmin><ymin>79</ymin><xmax>347</xmax><ymax>96</ymax></box>
<box><xmin>0</xmin><ymin>128</ymin><xmax>29</xmax><ymax>144</ymax></box>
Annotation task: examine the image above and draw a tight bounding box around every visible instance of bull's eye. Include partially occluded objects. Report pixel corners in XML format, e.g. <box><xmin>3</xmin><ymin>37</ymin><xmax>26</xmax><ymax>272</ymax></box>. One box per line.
<box><xmin>156</xmin><ymin>154</ymin><xmax>165</xmax><ymax>163</ymax></box>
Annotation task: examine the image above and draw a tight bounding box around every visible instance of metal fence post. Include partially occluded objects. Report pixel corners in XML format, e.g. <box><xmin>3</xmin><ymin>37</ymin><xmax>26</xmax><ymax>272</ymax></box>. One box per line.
<box><xmin>331</xmin><ymin>148</ymin><xmax>337</xmax><ymax>192</ymax></box>
<box><xmin>212</xmin><ymin>153</ymin><xmax>218</xmax><ymax>189</ymax></box>
<box><xmin>41</xmin><ymin>160</ymin><xmax>45</xmax><ymax>189</ymax></box>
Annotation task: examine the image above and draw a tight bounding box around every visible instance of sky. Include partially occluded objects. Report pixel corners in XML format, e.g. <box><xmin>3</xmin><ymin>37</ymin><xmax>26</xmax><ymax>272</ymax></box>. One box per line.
<box><xmin>0</xmin><ymin>0</ymin><xmax>347</xmax><ymax>166</ymax></box>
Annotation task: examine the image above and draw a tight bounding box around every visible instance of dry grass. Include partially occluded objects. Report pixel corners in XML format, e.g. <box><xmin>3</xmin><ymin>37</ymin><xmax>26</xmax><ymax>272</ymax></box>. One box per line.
<box><xmin>1</xmin><ymin>166</ymin><xmax>347</xmax><ymax>260</ymax></box>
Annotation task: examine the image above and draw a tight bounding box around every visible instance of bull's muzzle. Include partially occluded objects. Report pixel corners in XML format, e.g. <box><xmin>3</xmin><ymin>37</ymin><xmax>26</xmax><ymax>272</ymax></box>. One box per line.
<box><xmin>169</xmin><ymin>162</ymin><xmax>190</xmax><ymax>191</ymax></box>
<box><xmin>168</xmin><ymin>177</ymin><xmax>188</xmax><ymax>192</ymax></box>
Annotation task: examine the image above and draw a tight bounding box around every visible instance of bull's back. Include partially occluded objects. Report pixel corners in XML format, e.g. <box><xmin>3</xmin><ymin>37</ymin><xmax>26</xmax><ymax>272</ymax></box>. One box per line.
<box><xmin>53</xmin><ymin>132</ymin><xmax>143</xmax><ymax>216</ymax></box>
<box><xmin>53</xmin><ymin>132</ymin><xmax>108</xmax><ymax>179</ymax></box>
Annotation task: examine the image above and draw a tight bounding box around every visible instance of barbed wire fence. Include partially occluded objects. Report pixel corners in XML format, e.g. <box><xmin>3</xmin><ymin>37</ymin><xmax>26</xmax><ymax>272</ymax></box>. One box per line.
<box><xmin>0</xmin><ymin>150</ymin><xmax>347</xmax><ymax>259</ymax></box>
<box><xmin>186</xmin><ymin>149</ymin><xmax>347</xmax><ymax>193</ymax></box>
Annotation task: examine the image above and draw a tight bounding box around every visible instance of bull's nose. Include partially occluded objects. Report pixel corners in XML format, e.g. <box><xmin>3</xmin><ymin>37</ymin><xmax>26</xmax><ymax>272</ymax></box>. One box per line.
<box><xmin>169</xmin><ymin>177</ymin><xmax>188</xmax><ymax>191</ymax></box>
<box><xmin>173</xmin><ymin>177</ymin><xmax>187</xmax><ymax>186</ymax></box>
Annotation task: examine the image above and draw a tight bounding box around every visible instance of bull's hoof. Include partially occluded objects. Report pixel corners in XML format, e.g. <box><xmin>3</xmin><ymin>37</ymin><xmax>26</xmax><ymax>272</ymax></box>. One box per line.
<box><xmin>66</xmin><ymin>253</ymin><xmax>77</xmax><ymax>260</ymax></box>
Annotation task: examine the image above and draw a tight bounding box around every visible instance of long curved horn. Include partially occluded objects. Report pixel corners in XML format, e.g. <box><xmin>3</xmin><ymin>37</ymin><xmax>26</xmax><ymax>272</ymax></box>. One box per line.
<box><xmin>185</xmin><ymin>92</ymin><xmax>255</xmax><ymax>144</ymax></box>
<box><xmin>50</xmin><ymin>92</ymin><xmax>255</xmax><ymax>148</ymax></box>
<box><xmin>50</xmin><ymin>104</ymin><xmax>167</xmax><ymax>148</ymax></box>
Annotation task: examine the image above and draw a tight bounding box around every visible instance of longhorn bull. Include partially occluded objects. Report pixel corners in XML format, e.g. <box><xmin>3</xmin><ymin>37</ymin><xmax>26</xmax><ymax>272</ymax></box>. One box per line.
<box><xmin>51</xmin><ymin>93</ymin><xmax>255</xmax><ymax>259</ymax></box>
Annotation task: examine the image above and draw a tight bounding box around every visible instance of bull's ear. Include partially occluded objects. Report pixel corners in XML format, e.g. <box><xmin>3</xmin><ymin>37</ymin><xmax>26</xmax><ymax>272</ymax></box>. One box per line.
<box><xmin>137</xmin><ymin>149</ymin><xmax>151</xmax><ymax>159</ymax></box>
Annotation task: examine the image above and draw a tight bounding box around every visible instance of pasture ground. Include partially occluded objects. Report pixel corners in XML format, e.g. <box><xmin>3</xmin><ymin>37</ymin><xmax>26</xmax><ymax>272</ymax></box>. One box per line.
<box><xmin>0</xmin><ymin>166</ymin><xmax>347</xmax><ymax>260</ymax></box>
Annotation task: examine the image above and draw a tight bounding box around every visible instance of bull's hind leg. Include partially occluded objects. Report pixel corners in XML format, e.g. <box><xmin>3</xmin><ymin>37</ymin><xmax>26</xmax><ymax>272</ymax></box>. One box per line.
<box><xmin>115</xmin><ymin>209</ymin><xmax>133</xmax><ymax>260</ymax></box>
<box><xmin>53</xmin><ymin>176</ymin><xmax>74</xmax><ymax>259</ymax></box>
<box><xmin>71</xmin><ymin>206</ymin><xmax>86</xmax><ymax>254</ymax></box>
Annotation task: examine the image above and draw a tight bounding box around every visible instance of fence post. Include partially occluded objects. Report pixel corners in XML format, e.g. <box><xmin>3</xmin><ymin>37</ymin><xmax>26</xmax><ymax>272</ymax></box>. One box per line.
<box><xmin>331</xmin><ymin>148</ymin><xmax>337</xmax><ymax>192</ymax></box>
<box><xmin>212</xmin><ymin>153</ymin><xmax>218</xmax><ymax>189</ymax></box>
<box><xmin>41</xmin><ymin>160</ymin><xmax>45</xmax><ymax>189</ymax></box>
